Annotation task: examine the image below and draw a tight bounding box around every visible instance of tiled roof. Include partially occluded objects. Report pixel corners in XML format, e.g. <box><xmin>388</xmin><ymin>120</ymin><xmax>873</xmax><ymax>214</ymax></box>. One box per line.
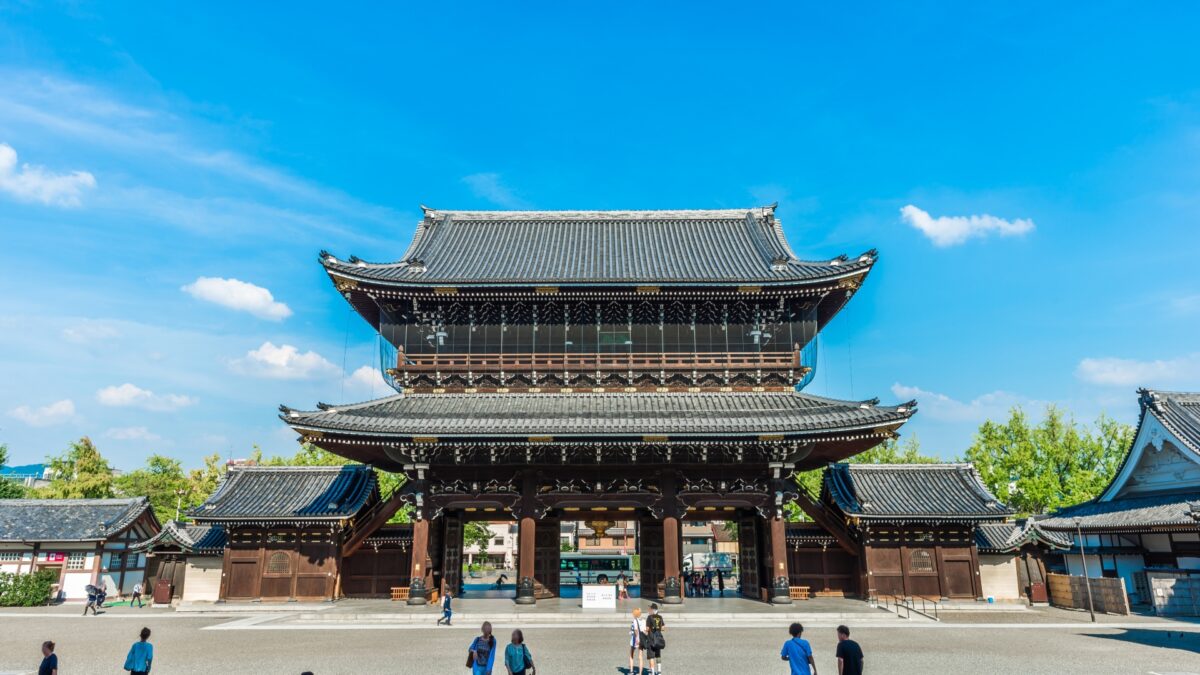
<box><xmin>1142</xmin><ymin>389</ymin><xmax>1200</xmax><ymax>455</ymax></box>
<box><xmin>282</xmin><ymin>391</ymin><xmax>915</xmax><ymax>439</ymax></box>
<box><xmin>0</xmin><ymin>498</ymin><xmax>156</xmax><ymax>542</ymax></box>
<box><xmin>321</xmin><ymin>206</ymin><xmax>876</xmax><ymax>287</ymax></box>
<box><xmin>131</xmin><ymin>521</ymin><xmax>226</xmax><ymax>555</ymax></box>
<box><xmin>1038</xmin><ymin>493</ymin><xmax>1200</xmax><ymax>532</ymax></box>
<box><xmin>190</xmin><ymin>465</ymin><xmax>376</xmax><ymax>523</ymax></box>
<box><xmin>974</xmin><ymin>521</ymin><xmax>1072</xmax><ymax>553</ymax></box>
<box><xmin>824</xmin><ymin>463</ymin><xmax>1012</xmax><ymax>521</ymax></box>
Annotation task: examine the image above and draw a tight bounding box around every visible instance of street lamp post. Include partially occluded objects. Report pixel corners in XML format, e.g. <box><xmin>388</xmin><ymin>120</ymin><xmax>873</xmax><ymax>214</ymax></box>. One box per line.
<box><xmin>1074</xmin><ymin>517</ymin><xmax>1096</xmax><ymax>623</ymax></box>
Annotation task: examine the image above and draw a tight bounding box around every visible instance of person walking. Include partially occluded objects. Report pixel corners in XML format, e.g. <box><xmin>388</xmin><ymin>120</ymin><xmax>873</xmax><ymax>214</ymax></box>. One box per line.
<box><xmin>83</xmin><ymin>584</ymin><xmax>99</xmax><ymax>616</ymax></box>
<box><xmin>716</xmin><ymin>569</ymin><xmax>725</xmax><ymax>597</ymax></box>
<box><xmin>616</xmin><ymin>574</ymin><xmax>627</xmax><ymax>601</ymax></box>
<box><xmin>834</xmin><ymin>625</ymin><xmax>863</xmax><ymax>675</ymax></box>
<box><xmin>123</xmin><ymin>626</ymin><xmax>154</xmax><ymax>675</ymax></box>
<box><xmin>38</xmin><ymin>641</ymin><xmax>57</xmax><ymax>675</ymax></box>
<box><xmin>437</xmin><ymin>590</ymin><xmax>453</xmax><ymax>626</ymax></box>
<box><xmin>131</xmin><ymin>581</ymin><xmax>144</xmax><ymax>608</ymax></box>
<box><xmin>645</xmin><ymin>603</ymin><xmax>666</xmax><ymax>675</ymax></box>
<box><xmin>780</xmin><ymin>623</ymin><xmax>816</xmax><ymax>675</ymax></box>
<box><xmin>503</xmin><ymin>629</ymin><xmax>535</xmax><ymax>675</ymax></box>
<box><xmin>628</xmin><ymin>607</ymin><xmax>646</xmax><ymax>675</ymax></box>
<box><xmin>467</xmin><ymin>621</ymin><xmax>497</xmax><ymax>675</ymax></box>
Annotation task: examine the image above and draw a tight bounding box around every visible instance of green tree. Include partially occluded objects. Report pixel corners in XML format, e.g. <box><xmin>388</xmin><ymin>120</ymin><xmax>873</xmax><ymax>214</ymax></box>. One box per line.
<box><xmin>788</xmin><ymin>435</ymin><xmax>938</xmax><ymax>521</ymax></box>
<box><xmin>115</xmin><ymin>454</ymin><xmax>191</xmax><ymax>523</ymax></box>
<box><xmin>37</xmin><ymin>437</ymin><xmax>114</xmax><ymax>499</ymax></box>
<box><xmin>0</xmin><ymin>444</ymin><xmax>24</xmax><ymax>498</ymax></box>
<box><xmin>964</xmin><ymin>405</ymin><xmax>1132</xmax><ymax>516</ymax></box>
<box><xmin>463</xmin><ymin>521</ymin><xmax>494</xmax><ymax>555</ymax></box>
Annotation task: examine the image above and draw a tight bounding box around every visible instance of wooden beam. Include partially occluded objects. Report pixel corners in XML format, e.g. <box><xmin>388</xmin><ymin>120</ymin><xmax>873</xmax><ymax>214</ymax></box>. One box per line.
<box><xmin>341</xmin><ymin>488</ymin><xmax>411</xmax><ymax>558</ymax></box>
<box><xmin>790</xmin><ymin>490</ymin><xmax>859</xmax><ymax>556</ymax></box>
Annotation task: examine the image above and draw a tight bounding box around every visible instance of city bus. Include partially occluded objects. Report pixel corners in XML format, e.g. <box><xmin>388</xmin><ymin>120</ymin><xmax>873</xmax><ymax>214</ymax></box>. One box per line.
<box><xmin>559</xmin><ymin>553</ymin><xmax>638</xmax><ymax>586</ymax></box>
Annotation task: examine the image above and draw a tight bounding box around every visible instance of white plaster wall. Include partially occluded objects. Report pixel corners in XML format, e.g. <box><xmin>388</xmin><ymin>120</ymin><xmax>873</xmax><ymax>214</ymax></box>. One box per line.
<box><xmin>181</xmin><ymin>557</ymin><xmax>222</xmax><ymax>603</ymax></box>
<box><xmin>979</xmin><ymin>554</ymin><xmax>1021</xmax><ymax>600</ymax></box>
<box><xmin>1142</xmin><ymin>533</ymin><xmax>1173</xmax><ymax>552</ymax></box>
<box><xmin>1065</xmin><ymin>554</ymin><xmax>1104</xmax><ymax>578</ymax></box>
<box><xmin>61</xmin><ymin>571</ymin><xmax>95</xmax><ymax>600</ymax></box>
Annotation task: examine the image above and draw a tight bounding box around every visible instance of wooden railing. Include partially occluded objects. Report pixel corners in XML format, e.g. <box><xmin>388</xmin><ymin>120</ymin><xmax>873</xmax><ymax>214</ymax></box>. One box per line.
<box><xmin>395</xmin><ymin>350</ymin><xmax>801</xmax><ymax>373</ymax></box>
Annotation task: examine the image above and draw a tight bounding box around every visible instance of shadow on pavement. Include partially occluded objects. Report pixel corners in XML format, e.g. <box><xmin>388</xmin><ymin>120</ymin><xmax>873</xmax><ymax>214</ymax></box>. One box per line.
<box><xmin>1082</xmin><ymin>628</ymin><xmax>1200</xmax><ymax>655</ymax></box>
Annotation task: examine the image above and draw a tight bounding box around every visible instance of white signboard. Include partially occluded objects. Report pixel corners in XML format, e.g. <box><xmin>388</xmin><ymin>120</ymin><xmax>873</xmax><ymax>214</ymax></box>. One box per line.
<box><xmin>581</xmin><ymin>584</ymin><xmax>617</xmax><ymax>609</ymax></box>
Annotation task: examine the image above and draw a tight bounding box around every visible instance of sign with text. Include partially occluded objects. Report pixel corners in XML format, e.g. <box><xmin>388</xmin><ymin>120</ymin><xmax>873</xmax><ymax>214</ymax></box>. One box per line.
<box><xmin>581</xmin><ymin>584</ymin><xmax>616</xmax><ymax>609</ymax></box>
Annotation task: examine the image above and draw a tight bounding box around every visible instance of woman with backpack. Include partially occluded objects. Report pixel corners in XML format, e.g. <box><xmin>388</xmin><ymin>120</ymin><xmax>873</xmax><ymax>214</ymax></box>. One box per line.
<box><xmin>467</xmin><ymin>621</ymin><xmax>497</xmax><ymax>675</ymax></box>
<box><xmin>503</xmin><ymin>629</ymin><xmax>535</xmax><ymax>675</ymax></box>
<box><xmin>628</xmin><ymin>607</ymin><xmax>646</xmax><ymax>675</ymax></box>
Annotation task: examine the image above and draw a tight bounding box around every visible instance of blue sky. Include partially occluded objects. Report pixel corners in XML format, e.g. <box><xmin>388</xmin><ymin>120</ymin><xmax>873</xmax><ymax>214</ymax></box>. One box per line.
<box><xmin>2</xmin><ymin>3</ymin><xmax>1199</xmax><ymax>469</ymax></box>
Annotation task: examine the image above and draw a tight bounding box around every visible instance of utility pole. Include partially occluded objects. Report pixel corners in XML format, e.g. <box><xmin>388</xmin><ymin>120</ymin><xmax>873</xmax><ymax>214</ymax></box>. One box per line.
<box><xmin>1075</xmin><ymin>517</ymin><xmax>1096</xmax><ymax>623</ymax></box>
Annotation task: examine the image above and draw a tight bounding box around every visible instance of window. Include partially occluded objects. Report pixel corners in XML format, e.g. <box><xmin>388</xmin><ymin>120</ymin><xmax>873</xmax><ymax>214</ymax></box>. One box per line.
<box><xmin>266</xmin><ymin>552</ymin><xmax>291</xmax><ymax>575</ymax></box>
<box><xmin>493</xmin><ymin>538</ymin><xmax>504</xmax><ymax>546</ymax></box>
<box><xmin>107</xmin><ymin>552</ymin><xmax>126</xmax><ymax>570</ymax></box>
<box><xmin>66</xmin><ymin>552</ymin><xmax>86</xmax><ymax>570</ymax></box>
<box><xmin>909</xmin><ymin>549</ymin><xmax>935</xmax><ymax>573</ymax></box>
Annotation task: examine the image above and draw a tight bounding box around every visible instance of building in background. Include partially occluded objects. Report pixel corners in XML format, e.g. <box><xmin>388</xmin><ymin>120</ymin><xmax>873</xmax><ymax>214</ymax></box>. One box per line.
<box><xmin>1039</xmin><ymin>389</ymin><xmax>1200</xmax><ymax>606</ymax></box>
<box><xmin>577</xmin><ymin>521</ymin><xmax>637</xmax><ymax>555</ymax></box>
<box><xmin>464</xmin><ymin>523</ymin><xmax>517</xmax><ymax>568</ymax></box>
<box><xmin>131</xmin><ymin>521</ymin><xmax>227</xmax><ymax>605</ymax></box>
<box><xmin>0</xmin><ymin>497</ymin><xmax>160</xmax><ymax>601</ymax></box>
<box><xmin>682</xmin><ymin>523</ymin><xmax>716</xmax><ymax>555</ymax></box>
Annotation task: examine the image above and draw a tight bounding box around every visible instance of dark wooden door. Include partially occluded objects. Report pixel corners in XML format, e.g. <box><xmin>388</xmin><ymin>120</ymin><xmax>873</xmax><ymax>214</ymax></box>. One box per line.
<box><xmin>534</xmin><ymin>517</ymin><xmax>561</xmax><ymax>597</ymax></box>
<box><xmin>225</xmin><ymin>553</ymin><xmax>260</xmax><ymax>600</ymax></box>
<box><xmin>640</xmin><ymin>519</ymin><xmax>664</xmax><ymax>598</ymax></box>
<box><xmin>737</xmin><ymin>515</ymin><xmax>760</xmax><ymax>599</ymax></box>
<box><xmin>942</xmin><ymin>559</ymin><xmax>976</xmax><ymax>598</ymax></box>
<box><xmin>441</xmin><ymin>514</ymin><xmax>464</xmax><ymax>596</ymax></box>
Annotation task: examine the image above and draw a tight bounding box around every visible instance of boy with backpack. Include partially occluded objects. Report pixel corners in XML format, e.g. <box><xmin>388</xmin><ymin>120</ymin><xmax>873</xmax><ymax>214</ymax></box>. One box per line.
<box><xmin>645</xmin><ymin>603</ymin><xmax>667</xmax><ymax>675</ymax></box>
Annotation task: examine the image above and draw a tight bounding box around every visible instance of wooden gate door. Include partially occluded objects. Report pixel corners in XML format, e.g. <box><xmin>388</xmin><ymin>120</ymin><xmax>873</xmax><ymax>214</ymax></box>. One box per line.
<box><xmin>640</xmin><ymin>519</ymin><xmax>664</xmax><ymax>598</ymax></box>
<box><xmin>738</xmin><ymin>515</ymin><xmax>761</xmax><ymax>599</ymax></box>
<box><xmin>224</xmin><ymin>552</ymin><xmax>261</xmax><ymax>600</ymax></box>
<box><xmin>441</xmin><ymin>513</ymin><xmax>464</xmax><ymax>597</ymax></box>
<box><xmin>533</xmin><ymin>517</ymin><xmax>561</xmax><ymax>598</ymax></box>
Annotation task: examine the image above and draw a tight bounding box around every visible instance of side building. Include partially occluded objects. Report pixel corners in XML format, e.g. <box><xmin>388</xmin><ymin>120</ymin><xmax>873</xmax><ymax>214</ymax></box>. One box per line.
<box><xmin>0</xmin><ymin>498</ymin><xmax>160</xmax><ymax>601</ymax></box>
<box><xmin>131</xmin><ymin>521</ymin><xmax>227</xmax><ymax>604</ymax></box>
<box><xmin>1039</xmin><ymin>389</ymin><xmax>1200</xmax><ymax>606</ymax></box>
<box><xmin>189</xmin><ymin>465</ymin><xmax>412</xmax><ymax>602</ymax></box>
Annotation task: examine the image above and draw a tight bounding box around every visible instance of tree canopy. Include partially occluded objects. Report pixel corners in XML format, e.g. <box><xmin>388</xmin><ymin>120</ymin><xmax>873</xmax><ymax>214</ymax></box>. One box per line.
<box><xmin>964</xmin><ymin>405</ymin><xmax>1132</xmax><ymax>516</ymax></box>
<box><xmin>0</xmin><ymin>444</ymin><xmax>24</xmax><ymax>498</ymax></box>
<box><xmin>37</xmin><ymin>437</ymin><xmax>115</xmax><ymax>499</ymax></box>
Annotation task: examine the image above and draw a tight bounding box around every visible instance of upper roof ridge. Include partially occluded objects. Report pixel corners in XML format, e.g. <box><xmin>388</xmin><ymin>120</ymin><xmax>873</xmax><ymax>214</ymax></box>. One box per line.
<box><xmin>420</xmin><ymin>205</ymin><xmax>777</xmax><ymax>221</ymax></box>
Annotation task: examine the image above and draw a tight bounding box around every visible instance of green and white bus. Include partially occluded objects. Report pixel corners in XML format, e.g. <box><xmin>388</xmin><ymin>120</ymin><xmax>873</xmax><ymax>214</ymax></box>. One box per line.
<box><xmin>559</xmin><ymin>553</ymin><xmax>637</xmax><ymax>586</ymax></box>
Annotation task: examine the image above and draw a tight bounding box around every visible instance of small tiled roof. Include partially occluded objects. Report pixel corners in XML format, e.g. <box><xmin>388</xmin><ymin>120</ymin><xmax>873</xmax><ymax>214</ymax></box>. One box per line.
<box><xmin>190</xmin><ymin>465</ymin><xmax>376</xmax><ymax>524</ymax></box>
<box><xmin>974</xmin><ymin>521</ymin><xmax>1072</xmax><ymax>553</ymax></box>
<box><xmin>0</xmin><ymin>498</ymin><xmax>155</xmax><ymax>542</ymax></box>
<box><xmin>131</xmin><ymin>521</ymin><xmax>227</xmax><ymax>555</ymax></box>
<box><xmin>1038</xmin><ymin>493</ymin><xmax>1200</xmax><ymax>532</ymax></box>
<box><xmin>321</xmin><ymin>205</ymin><xmax>876</xmax><ymax>287</ymax></box>
<box><xmin>282</xmin><ymin>391</ymin><xmax>915</xmax><ymax>439</ymax></box>
<box><xmin>824</xmin><ymin>463</ymin><xmax>1012</xmax><ymax>521</ymax></box>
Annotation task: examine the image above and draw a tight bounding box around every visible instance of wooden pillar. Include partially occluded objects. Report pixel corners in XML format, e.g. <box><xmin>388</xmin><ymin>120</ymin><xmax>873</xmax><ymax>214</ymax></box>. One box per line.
<box><xmin>407</xmin><ymin>518</ymin><xmax>430</xmax><ymax>605</ymax></box>
<box><xmin>769</xmin><ymin>515</ymin><xmax>792</xmax><ymax>603</ymax></box>
<box><xmin>660</xmin><ymin>471</ymin><xmax>682</xmax><ymax>603</ymax></box>
<box><xmin>516</xmin><ymin>515</ymin><xmax>536</xmax><ymax>605</ymax></box>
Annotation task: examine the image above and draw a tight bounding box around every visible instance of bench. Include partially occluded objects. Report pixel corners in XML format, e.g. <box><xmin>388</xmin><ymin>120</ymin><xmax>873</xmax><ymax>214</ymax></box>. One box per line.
<box><xmin>789</xmin><ymin>586</ymin><xmax>810</xmax><ymax>600</ymax></box>
<box><xmin>390</xmin><ymin>587</ymin><xmax>409</xmax><ymax>601</ymax></box>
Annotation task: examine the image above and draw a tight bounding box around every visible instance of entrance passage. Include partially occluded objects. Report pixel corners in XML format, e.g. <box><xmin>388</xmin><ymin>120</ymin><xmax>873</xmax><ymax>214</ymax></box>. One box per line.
<box><xmin>559</xmin><ymin>520</ymin><xmax>640</xmax><ymax>599</ymax></box>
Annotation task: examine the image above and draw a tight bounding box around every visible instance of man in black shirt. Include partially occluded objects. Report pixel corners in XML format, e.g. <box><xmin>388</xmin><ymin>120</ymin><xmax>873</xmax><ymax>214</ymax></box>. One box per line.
<box><xmin>835</xmin><ymin>625</ymin><xmax>864</xmax><ymax>675</ymax></box>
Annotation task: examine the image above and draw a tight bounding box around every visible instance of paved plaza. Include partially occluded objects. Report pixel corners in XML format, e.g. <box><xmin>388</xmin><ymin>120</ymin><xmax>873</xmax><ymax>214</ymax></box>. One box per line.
<box><xmin>0</xmin><ymin>602</ymin><xmax>1197</xmax><ymax>674</ymax></box>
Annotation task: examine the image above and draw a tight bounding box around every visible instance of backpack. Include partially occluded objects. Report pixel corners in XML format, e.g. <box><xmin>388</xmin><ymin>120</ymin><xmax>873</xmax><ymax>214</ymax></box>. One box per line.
<box><xmin>649</xmin><ymin>629</ymin><xmax>666</xmax><ymax>651</ymax></box>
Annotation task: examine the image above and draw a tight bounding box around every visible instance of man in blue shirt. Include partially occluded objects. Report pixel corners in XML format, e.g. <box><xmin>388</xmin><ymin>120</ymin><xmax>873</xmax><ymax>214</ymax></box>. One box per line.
<box><xmin>780</xmin><ymin>622</ymin><xmax>817</xmax><ymax>675</ymax></box>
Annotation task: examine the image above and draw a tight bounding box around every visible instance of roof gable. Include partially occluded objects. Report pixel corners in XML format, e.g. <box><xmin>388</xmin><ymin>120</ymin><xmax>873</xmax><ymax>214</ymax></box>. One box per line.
<box><xmin>823</xmin><ymin>463</ymin><xmax>1011</xmax><ymax>521</ymax></box>
<box><xmin>322</xmin><ymin>205</ymin><xmax>876</xmax><ymax>287</ymax></box>
<box><xmin>0</xmin><ymin>498</ymin><xmax>156</xmax><ymax>543</ymax></box>
<box><xmin>190</xmin><ymin>465</ymin><xmax>377</xmax><ymax>524</ymax></box>
<box><xmin>132</xmin><ymin>521</ymin><xmax>226</xmax><ymax>555</ymax></box>
<box><xmin>1100</xmin><ymin>390</ymin><xmax>1200</xmax><ymax>501</ymax></box>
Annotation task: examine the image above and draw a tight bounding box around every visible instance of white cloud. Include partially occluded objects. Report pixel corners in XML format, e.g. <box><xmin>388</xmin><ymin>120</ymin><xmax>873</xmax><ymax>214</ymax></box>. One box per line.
<box><xmin>62</xmin><ymin>319</ymin><xmax>120</xmax><ymax>343</ymax></box>
<box><xmin>462</xmin><ymin>172</ymin><xmax>529</xmax><ymax>209</ymax></box>
<box><xmin>230</xmin><ymin>341</ymin><xmax>339</xmax><ymax>380</ymax></box>
<box><xmin>105</xmin><ymin>426</ymin><xmax>161</xmax><ymax>442</ymax></box>
<box><xmin>1169</xmin><ymin>294</ymin><xmax>1200</xmax><ymax>314</ymax></box>
<box><xmin>181</xmin><ymin>277</ymin><xmax>292</xmax><ymax>321</ymax></box>
<box><xmin>0</xmin><ymin>143</ymin><xmax>96</xmax><ymax>207</ymax></box>
<box><xmin>891</xmin><ymin>383</ymin><xmax>1037</xmax><ymax>423</ymax></box>
<box><xmin>900</xmin><ymin>205</ymin><xmax>1034</xmax><ymax>247</ymax></box>
<box><xmin>1075</xmin><ymin>353</ymin><xmax>1200</xmax><ymax>387</ymax></box>
<box><xmin>7</xmin><ymin>399</ymin><xmax>77</xmax><ymax>427</ymax></box>
<box><xmin>344</xmin><ymin>365</ymin><xmax>389</xmax><ymax>394</ymax></box>
<box><xmin>95</xmin><ymin>383</ymin><xmax>196</xmax><ymax>411</ymax></box>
